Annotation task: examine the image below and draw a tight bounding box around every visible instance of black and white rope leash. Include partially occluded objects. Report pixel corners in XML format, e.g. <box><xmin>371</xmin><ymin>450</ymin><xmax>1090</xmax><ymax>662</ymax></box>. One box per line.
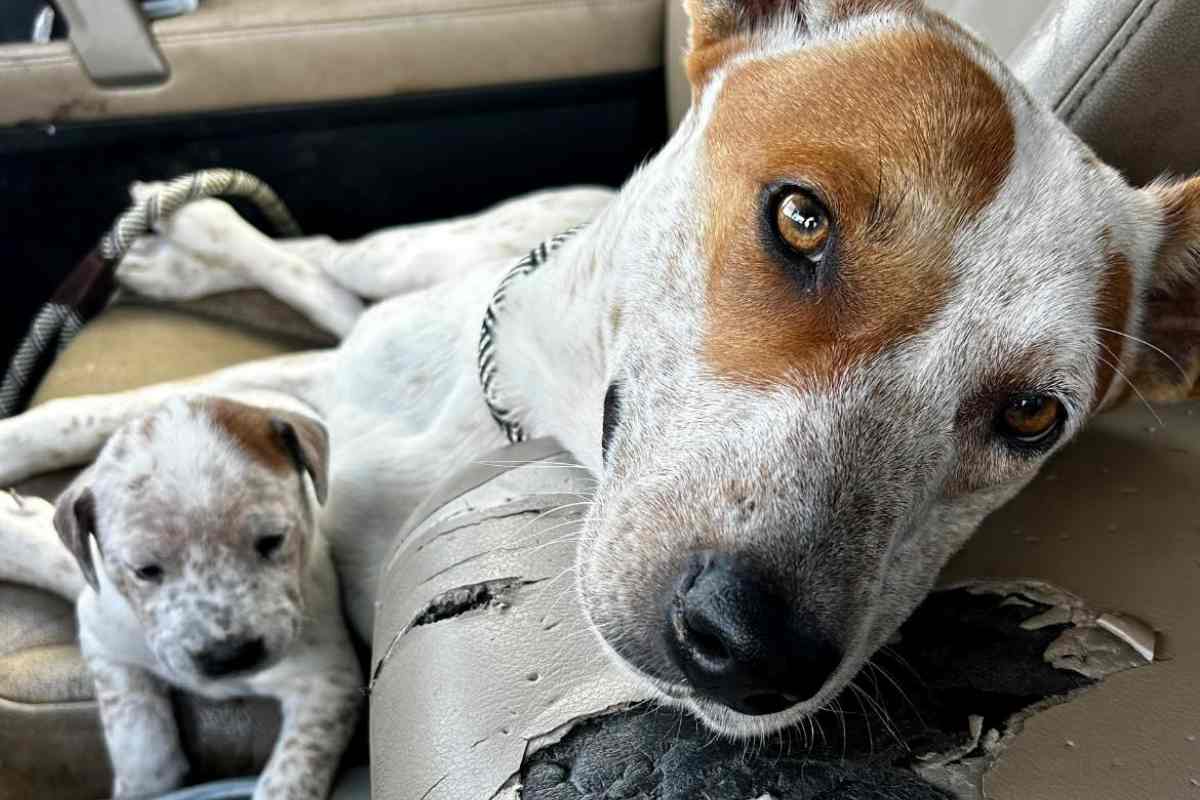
<box><xmin>477</xmin><ymin>225</ymin><xmax>583</xmax><ymax>444</ymax></box>
<box><xmin>0</xmin><ymin>169</ymin><xmax>300</xmax><ymax>418</ymax></box>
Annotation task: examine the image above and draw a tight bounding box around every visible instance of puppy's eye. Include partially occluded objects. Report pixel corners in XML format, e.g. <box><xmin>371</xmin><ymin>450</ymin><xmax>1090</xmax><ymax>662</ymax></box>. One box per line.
<box><xmin>602</xmin><ymin>382</ymin><xmax>621</xmax><ymax>462</ymax></box>
<box><xmin>255</xmin><ymin>534</ymin><xmax>285</xmax><ymax>559</ymax></box>
<box><xmin>774</xmin><ymin>191</ymin><xmax>832</xmax><ymax>262</ymax></box>
<box><xmin>996</xmin><ymin>394</ymin><xmax>1065</xmax><ymax>448</ymax></box>
<box><xmin>134</xmin><ymin>564</ymin><xmax>163</xmax><ymax>583</ymax></box>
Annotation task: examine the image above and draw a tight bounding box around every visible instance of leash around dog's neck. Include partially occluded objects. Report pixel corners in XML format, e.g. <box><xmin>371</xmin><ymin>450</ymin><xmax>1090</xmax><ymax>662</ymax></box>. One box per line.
<box><xmin>477</xmin><ymin>226</ymin><xmax>583</xmax><ymax>444</ymax></box>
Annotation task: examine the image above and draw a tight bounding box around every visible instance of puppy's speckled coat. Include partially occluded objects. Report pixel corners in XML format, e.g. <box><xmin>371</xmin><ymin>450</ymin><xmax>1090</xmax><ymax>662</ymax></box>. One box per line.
<box><xmin>1</xmin><ymin>396</ymin><xmax>360</xmax><ymax>800</ymax></box>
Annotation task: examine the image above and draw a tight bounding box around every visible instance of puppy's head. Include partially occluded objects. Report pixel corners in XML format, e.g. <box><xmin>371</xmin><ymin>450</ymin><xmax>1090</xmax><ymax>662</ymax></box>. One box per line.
<box><xmin>55</xmin><ymin>396</ymin><xmax>328</xmax><ymax>684</ymax></box>
<box><xmin>579</xmin><ymin>0</ymin><xmax>1200</xmax><ymax>735</ymax></box>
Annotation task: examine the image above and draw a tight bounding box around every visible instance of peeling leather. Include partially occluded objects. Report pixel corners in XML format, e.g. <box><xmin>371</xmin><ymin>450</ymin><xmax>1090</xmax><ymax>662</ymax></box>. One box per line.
<box><xmin>369</xmin><ymin>577</ymin><xmax>542</xmax><ymax>692</ymax></box>
<box><xmin>368</xmin><ymin>443</ymin><xmax>1154</xmax><ymax>800</ymax></box>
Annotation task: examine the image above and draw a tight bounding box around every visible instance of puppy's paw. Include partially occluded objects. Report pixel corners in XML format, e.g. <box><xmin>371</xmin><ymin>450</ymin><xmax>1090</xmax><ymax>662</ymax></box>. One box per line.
<box><xmin>112</xmin><ymin>752</ymin><xmax>189</xmax><ymax>800</ymax></box>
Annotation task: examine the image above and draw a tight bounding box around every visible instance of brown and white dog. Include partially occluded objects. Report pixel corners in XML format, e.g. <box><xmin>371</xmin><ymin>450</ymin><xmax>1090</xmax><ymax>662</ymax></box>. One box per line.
<box><xmin>3</xmin><ymin>0</ymin><xmax>1200</xmax><ymax>782</ymax></box>
<box><xmin>0</xmin><ymin>395</ymin><xmax>360</xmax><ymax>800</ymax></box>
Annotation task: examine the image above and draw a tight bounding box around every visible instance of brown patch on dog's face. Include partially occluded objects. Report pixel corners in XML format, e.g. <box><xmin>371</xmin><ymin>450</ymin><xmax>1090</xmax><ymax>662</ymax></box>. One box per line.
<box><xmin>701</xmin><ymin>29</ymin><xmax>1015</xmax><ymax>386</ymax></box>
<box><xmin>207</xmin><ymin>398</ymin><xmax>291</xmax><ymax>474</ymax></box>
<box><xmin>688</xmin><ymin>30</ymin><xmax>754</xmax><ymax>87</ymax></box>
<box><xmin>1093</xmin><ymin>245</ymin><xmax>1134</xmax><ymax>409</ymax></box>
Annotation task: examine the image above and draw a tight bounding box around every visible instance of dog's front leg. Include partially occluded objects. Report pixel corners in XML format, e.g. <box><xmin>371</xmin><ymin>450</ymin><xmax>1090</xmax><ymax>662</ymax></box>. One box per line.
<box><xmin>254</xmin><ymin>678</ymin><xmax>361</xmax><ymax>800</ymax></box>
<box><xmin>82</xmin><ymin>640</ymin><xmax>190</xmax><ymax>798</ymax></box>
<box><xmin>286</xmin><ymin>186</ymin><xmax>615</xmax><ymax>300</ymax></box>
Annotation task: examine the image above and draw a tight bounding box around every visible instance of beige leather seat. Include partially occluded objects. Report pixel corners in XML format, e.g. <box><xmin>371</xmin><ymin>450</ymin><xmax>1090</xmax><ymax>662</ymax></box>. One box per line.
<box><xmin>3</xmin><ymin>1</ymin><xmax>1199</xmax><ymax>798</ymax></box>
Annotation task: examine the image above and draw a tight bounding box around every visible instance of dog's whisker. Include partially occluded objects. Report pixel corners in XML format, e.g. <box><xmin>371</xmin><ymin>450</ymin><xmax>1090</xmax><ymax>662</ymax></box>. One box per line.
<box><xmin>503</xmin><ymin>515</ymin><xmax>588</xmax><ymax>550</ymax></box>
<box><xmin>863</xmin><ymin>660</ymin><xmax>924</xmax><ymax>729</ymax></box>
<box><xmin>1098</xmin><ymin>349</ymin><xmax>1164</xmax><ymax>427</ymax></box>
<box><xmin>848</xmin><ymin>679</ymin><xmax>907</xmax><ymax>752</ymax></box>
<box><xmin>876</xmin><ymin>644</ymin><xmax>923</xmax><ymax>685</ymax></box>
<box><xmin>528</xmin><ymin>564</ymin><xmax>579</xmax><ymax>604</ymax></box>
<box><xmin>829</xmin><ymin>696</ymin><xmax>849</xmax><ymax>765</ymax></box>
<box><xmin>496</xmin><ymin>502</ymin><xmax>591</xmax><ymax>547</ymax></box>
<box><xmin>1097</xmin><ymin>325</ymin><xmax>1189</xmax><ymax>382</ymax></box>
<box><xmin>473</xmin><ymin>459</ymin><xmax>595</xmax><ymax>472</ymax></box>
<box><xmin>847</xmin><ymin>685</ymin><xmax>876</xmax><ymax>758</ymax></box>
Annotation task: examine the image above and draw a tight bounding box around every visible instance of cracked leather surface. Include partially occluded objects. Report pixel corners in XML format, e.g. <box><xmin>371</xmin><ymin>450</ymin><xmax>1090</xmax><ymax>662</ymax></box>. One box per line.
<box><xmin>370</xmin><ymin>441</ymin><xmax>1149</xmax><ymax>800</ymax></box>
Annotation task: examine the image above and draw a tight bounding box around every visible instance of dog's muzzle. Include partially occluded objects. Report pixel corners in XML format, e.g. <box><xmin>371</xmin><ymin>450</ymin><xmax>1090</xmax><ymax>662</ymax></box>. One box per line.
<box><xmin>192</xmin><ymin>636</ymin><xmax>267</xmax><ymax>678</ymax></box>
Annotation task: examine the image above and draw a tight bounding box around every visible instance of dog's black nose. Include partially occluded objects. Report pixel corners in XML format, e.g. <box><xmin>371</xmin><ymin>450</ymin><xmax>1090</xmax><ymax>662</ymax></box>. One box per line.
<box><xmin>665</xmin><ymin>551</ymin><xmax>841</xmax><ymax>716</ymax></box>
<box><xmin>194</xmin><ymin>637</ymin><xmax>266</xmax><ymax>678</ymax></box>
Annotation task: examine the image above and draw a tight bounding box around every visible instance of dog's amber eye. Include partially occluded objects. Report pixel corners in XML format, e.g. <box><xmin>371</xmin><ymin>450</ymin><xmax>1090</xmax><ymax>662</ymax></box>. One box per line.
<box><xmin>775</xmin><ymin>192</ymin><xmax>832</xmax><ymax>261</ymax></box>
<box><xmin>997</xmin><ymin>394</ymin><xmax>1065</xmax><ymax>447</ymax></box>
<box><xmin>134</xmin><ymin>564</ymin><xmax>163</xmax><ymax>583</ymax></box>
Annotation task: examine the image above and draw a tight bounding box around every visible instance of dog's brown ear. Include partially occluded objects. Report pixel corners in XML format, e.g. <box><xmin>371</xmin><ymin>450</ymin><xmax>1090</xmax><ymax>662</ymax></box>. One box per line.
<box><xmin>1123</xmin><ymin>176</ymin><xmax>1200</xmax><ymax>404</ymax></box>
<box><xmin>53</xmin><ymin>484</ymin><xmax>100</xmax><ymax>592</ymax></box>
<box><xmin>271</xmin><ymin>413</ymin><xmax>330</xmax><ymax>505</ymax></box>
<box><xmin>683</xmin><ymin>0</ymin><xmax>922</xmax><ymax>85</ymax></box>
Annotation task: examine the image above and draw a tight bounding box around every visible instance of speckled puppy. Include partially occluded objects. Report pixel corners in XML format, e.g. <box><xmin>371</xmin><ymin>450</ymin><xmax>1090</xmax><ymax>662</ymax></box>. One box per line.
<box><xmin>0</xmin><ymin>395</ymin><xmax>360</xmax><ymax>800</ymax></box>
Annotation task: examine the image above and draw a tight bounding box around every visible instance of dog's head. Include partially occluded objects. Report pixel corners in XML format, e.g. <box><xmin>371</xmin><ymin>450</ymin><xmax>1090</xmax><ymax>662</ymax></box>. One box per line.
<box><xmin>579</xmin><ymin>0</ymin><xmax>1200</xmax><ymax>735</ymax></box>
<box><xmin>54</xmin><ymin>396</ymin><xmax>328</xmax><ymax>684</ymax></box>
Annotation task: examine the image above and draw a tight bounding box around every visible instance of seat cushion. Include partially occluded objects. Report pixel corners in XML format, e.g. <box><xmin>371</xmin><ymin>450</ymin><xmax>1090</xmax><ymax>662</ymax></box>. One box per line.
<box><xmin>31</xmin><ymin>291</ymin><xmax>331</xmax><ymax>405</ymax></box>
<box><xmin>942</xmin><ymin>401</ymin><xmax>1200</xmax><ymax>800</ymax></box>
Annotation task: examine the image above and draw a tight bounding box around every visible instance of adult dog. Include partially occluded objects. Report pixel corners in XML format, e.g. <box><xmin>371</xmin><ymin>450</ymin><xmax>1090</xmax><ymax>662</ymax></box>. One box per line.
<box><xmin>3</xmin><ymin>0</ymin><xmax>1199</xmax><ymax>756</ymax></box>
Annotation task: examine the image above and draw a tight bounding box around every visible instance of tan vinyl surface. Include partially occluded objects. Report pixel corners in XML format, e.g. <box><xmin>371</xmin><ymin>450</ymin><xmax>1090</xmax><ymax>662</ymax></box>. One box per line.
<box><xmin>30</xmin><ymin>304</ymin><xmax>300</xmax><ymax>406</ymax></box>
<box><xmin>943</xmin><ymin>401</ymin><xmax>1200</xmax><ymax>799</ymax></box>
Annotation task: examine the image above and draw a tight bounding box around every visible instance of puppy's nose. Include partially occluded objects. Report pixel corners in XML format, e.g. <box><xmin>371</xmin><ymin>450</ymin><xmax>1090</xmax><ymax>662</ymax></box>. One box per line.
<box><xmin>193</xmin><ymin>637</ymin><xmax>266</xmax><ymax>678</ymax></box>
<box><xmin>665</xmin><ymin>551</ymin><xmax>841</xmax><ymax>716</ymax></box>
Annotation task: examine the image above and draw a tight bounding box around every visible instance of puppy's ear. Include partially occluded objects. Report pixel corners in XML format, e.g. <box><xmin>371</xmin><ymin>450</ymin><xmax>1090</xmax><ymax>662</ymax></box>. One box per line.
<box><xmin>683</xmin><ymin>0</ymin><xmax>922</xmax><ymax>85</ymax></box>
<box><xmin>1121</xmin><ymin>176</ymin><xmax>1200</xmax><ymax>404</ymax></box>
<box><xmin>271</xmin><ymin>413</ymin><xmax>330</xmax><ymax>505</ymax></box>
<box><xmin>53</xmin><ymin>482</ymin><xmax>100</xmax><ymax>592</ymax></box>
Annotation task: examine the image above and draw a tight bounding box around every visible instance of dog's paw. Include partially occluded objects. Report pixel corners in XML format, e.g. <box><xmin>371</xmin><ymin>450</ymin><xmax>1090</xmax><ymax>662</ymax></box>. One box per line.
<box><xmin>117</xmin><ymin>236</ymin><xmax>245</xmax><ymax>301</ymax></box>
<box><xmin>112</xmin><ymin>756</ymin><xmax>189</xmax><ymax>800</ymax></box>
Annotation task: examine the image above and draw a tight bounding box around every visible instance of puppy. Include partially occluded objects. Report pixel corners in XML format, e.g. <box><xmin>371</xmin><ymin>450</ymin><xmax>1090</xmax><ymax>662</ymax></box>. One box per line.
<box><xmin>0</xmin><ymin>395</ymin><xmax>360</xmax><ymax>800</ymax></box>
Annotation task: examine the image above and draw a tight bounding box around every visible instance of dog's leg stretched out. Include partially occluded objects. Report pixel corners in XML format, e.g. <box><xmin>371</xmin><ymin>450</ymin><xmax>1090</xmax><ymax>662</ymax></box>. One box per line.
<box><xmin>0</xmin><ymin>351</ymin><xmax>335</xmax><ymax>486</ymax></box>
<box><xmin>0</xmin><ymin>490</ymin><xmax>85</xmax><ymax>598</ymax></box>
<box><xmin>117</xmin><ymin>184</ymin><xmax>613</xmax><ymax>335</ymax></box>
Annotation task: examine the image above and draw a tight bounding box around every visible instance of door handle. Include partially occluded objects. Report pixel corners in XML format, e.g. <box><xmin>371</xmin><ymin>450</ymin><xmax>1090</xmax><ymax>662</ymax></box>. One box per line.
<box><xmin>55</xmin><ymin>0</ymin><xmax>170</xmax><ymax>87</ymax></box>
